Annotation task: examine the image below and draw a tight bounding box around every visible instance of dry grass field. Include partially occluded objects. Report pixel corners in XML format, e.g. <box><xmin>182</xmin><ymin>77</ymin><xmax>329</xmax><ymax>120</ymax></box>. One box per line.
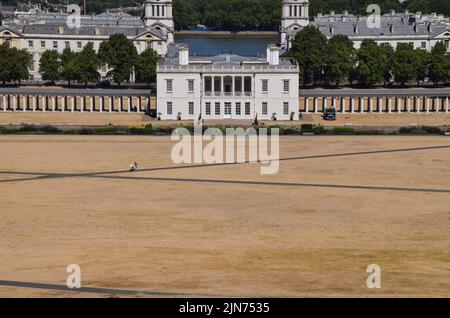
<box><xmin>0</xmin><ymin>112</ymin><xmax>449</xmax><ymax>127</ymax></box>
<box><xmin>0</xmin><ymin>135</ymin><xmax>450</xmax><ymax>297</ymax></box>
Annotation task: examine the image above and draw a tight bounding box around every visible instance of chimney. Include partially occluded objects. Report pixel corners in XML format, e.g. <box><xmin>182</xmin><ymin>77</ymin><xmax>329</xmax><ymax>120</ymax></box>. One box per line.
<box><xmin>179</xmin><ymin>45</ymin><xmax>189</xmax><ymax>66</ymax></box>
<box><xmin>267</xmin><ymin>45</ymin><xmax>279</xmax><ymax>66</ymax></box>
<box><xmin>58</xmin><ymin>25</ymin><xmax>64</xmax><ymax>34</ymax></box>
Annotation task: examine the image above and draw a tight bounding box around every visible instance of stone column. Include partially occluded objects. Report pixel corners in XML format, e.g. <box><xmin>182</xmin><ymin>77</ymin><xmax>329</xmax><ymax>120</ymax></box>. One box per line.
<box><xmin>368</xmin><ymin>97</ymin><xmax>372</xmax><ymax>113</ymax></box>
<box><xmin>323</xmin><ymin>97</ymin><xmax>327</xmax><ymax>111</ymax></box>
<box><xmin>52</xmin><ymin>96</ymin><xmax>56</xmax><ymax>112</ymax></box>
<box><xmin>80</xmin><ymin>96</ymin><xmax>84</xmax><ymax>112</ymax></box>
<box><xmin>128</xmin><ymin>97</ymin><xmax>132</xmax><ymax>113</ymax></box>
<box><xmin>2</xmin><ymin>96</ymin><xmax>6</xmax><ymax>112</ymax></box>
<box><xmin>305</xmin><ymin>97</ymin><xmax>309</xmax><ymax>113</ymax></box>
<box><xmin>426</xmin><ymin>97</ymin><xmax>430</xmax><ymax>113</ymax></box>
<box><xmin>62</xmin><ymin>96</ymin><xmax>66</xmax><ymax>112</ymax></box>
<box><xmin>350</xmin><ymin>97</ymin><xmax>355</xmax><ymax>113</ymax></box>
<box><xmin>32</xmin><ymin>96</ymin><xmax>36</xmax><ymax>112</ymax></box>
<box><xmin>388</xmin><ymin>97</ymin><xmax>392</xmax><ymax>113</ymax></box>
<box><xmin>378</xmin><ymin>97</ymin><xmax>382</xmax><ymax>113</ymax></box>
<box><xmin>42</xmin><ymin>96</ymin><xmax>46</xmax><ymax>112</ymax></box>
<box><xmin>70</xmin><ymin>96</ymin><xmax>74</xmax><ymax>112</ymax></box>
<box><xmin>397</xmin><ymin>97</ymin><xmax>401</xmax><ymax>113</ymax></box>
<box><xmin>90</xmin><ymin>97</ymin><xmax>94</xmax><ymax>112</ymax></box>
<box><xmin>341</xmin><ymin>97</ymin><xmax>346</xmax><ymax>113</ymax></box>
<box><xmin>446</xmin><ymin>97</ymin><xmax>449</xmax><ymax>113</ymax></box>
<box><xmin>100</xmin><ymin>97</ymin><xmax>103</xmax><ymax>113</ymax></box>
<box><xmin>314</xmin><ymin>97</ymin><xmax>318</xmax><ymax>113</ymax></box>
<box><xmin>359</xmin><ymin>97</ymin><xmax>364</xmax><ymax>113</ymax></box>
<box><xmin>12</xmin><ymin>95</ymin><xmax>17</xmax><ymax>111</ymax></box>
<box><xmin>415</xmin><ymin>97</ymin><xmax>420</xmax><ymax>113</ymax></box>
<box><xmin>110</xmin><ymin>97</ymin><xmax>114</xmax><ymax>112</ymax></box>
<box><xmin>407</xmin><ymin>97</ymin><xmax>411</xmax><ymax>113</ymax></box>
<box><xmin>22</xmin><ymin>96</ymin><xmax>26</xmax><ymax>112</ymax></box>
<box><xmin>435</xmin><ymin>98</ymin><xmax>439</xmax><ymax>113</ymax></box>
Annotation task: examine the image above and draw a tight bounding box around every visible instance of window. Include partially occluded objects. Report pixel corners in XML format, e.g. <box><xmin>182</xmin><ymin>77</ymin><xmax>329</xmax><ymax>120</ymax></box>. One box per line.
<box><xmin>30</xmin><ymin>61</ymin><xmax>35</xmax><ymax>71</ymax></box>
<box><xmin>167</xmin><ymin>102</ymin><xmax>173</xmax><ymax>115</ymax></box>
<box><xmin>235</xmin><ymin>103</ymin><xmax>241</xmax><ymax>116</ymax></box>
<box><xmin>77</xmin><ymin>42</ymin><xmax>82</xmax><ymax>49</ymax></box>
<box><xmin>28</xmin><ymin>41</ymin><xmax>33</xmax><ymax>47</ymax></box>
<box><xmin>53</xmin><ymin>41</ymin><xmax>58</xmax><ymax>49</ymax></box>
<box><xmin>283</xmin><ymin>102</ymin><xmax>289</xmax><ymax>115</ymax></box>
<box><xmin>245</xmin><ymin>103</ymin><xmax>251</xmax><ymax>116</ymax></box>
<box><xmin>283</xmin><ymin>80</ymin><xmax>290</xmax><ymax>93</ymax></box>
<box><xmin>166</xmin><ymin>79</ymin><xmax>173</xmax><ymax>92</ymax></box>
<box><xmin>225</xmin><ymin>102</ymin><xmax>231</xmax><ymax>115</ymax></box>
<box><xmin>188</xmin><ymin>80</ymin><xmax>194</xmax><ymax>92</ymax></box>
<box><xmin>188</xmin><ymin>102</ymin><xmax>194</xmax><ymax>115</ymax></box>
<box><xmin>65</xmin><ymin>42</ymin><xmax>70</xmax><ymax>49</ymax></box>
<box><xmin>215</xmin><ymin>102</ymin><xmax>221</xmax><ymax>115</ymax></box>
<box><xmin>214</xmin><ymin>77</ymin><xmax>221</xmax><ymax>93</ymax></box>
<box><xmin>40</xmin><ymin>41</ymin><xmax>45</xmax><ymax>48</ymax></box>
<box><xmin>262</xmin><ymin>80</ymin><xmax>268</xmax><ymax>93</ymax></box>
<box><xmin>244</xmin><ymin>77</ymin><xmax>252</xmax><ymax>93</ymax></box>
<box><xmin>234</xmin><ymin>77</ymin><xmax>242</xmax><ymax>93</ymax></box>
<box><xmin>205</xmin><ymin>102</ymin><xmax>211</xmax><ymax>115</ymax></box>
<box><xmin>421</xmin><ymin>42</ymin><xmax>427</xmax><ymax>49</ymax></box>
<box><xmin>204</xmin><ymin>77</ymin><xmax>212</xmax><ymax>92</ymax></box>
<box><xmin>262</xmin><ymin>102</ymin><xmax>268</xmax><ymax>115</ymax></box>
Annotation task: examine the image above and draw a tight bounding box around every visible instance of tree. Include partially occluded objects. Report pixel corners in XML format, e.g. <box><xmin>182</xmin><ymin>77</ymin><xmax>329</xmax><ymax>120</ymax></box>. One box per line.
<box><xmin>60</xmin><ymin>48</ymin><xmax>80</xmax><ymax>85</ymax></box>
<box><xmin>39</xmin><ymin>50</ymin><xmax>61</xmax><ymax>82</ymax></box>
<box><xmin>135</xmin><ymin>48</ymin><xmax>160</xmax><ymax>84</ymax></box>
<box><xmin>428</xmin><ymin>41</ymin><xmax>449</xmax><ymax>85</ymax></box>
<box><xmin>392</xmin><ymin>43</ymin><xmax>417</xmax><ymax>86</ymax></box>
<box><xmin>98</xmin><ymin>34</ymin><xmax>138</xmax><ymax>85</ymax></box>
<box><xmin>287</xmin><ymin>26</ymin><xmax>327</xmax><ymax>85</ymax></box>
<box><xmin>414</xmin><ymin>48</ymin><xmax>429</xmax><ymax>85</ymax></box>
<box><xmin>77</xmin><ymin>42</ymin><xmax>101</xmax><ymax>86</ymax></box>
<box><xmin>380</xmin><ymin>43</ymin><xmax>394</xmax><ymax>85</ymax></box>
<box><xmin>9</xmin><ymin>48</ymin><xmax>32</xmax><ymax>84</ymax></box>
<box><xmin>324</xmin><ymin>35</ymin><xmax>354</xmax><ymax>86</ymax></box>
<box><xmin>0</xmin><ymin>44</ymin><xmax>11</xmax><ymax>84</ymax></box>
<box><xmin>355</xmin><ymin>40</ymin><xmax>387</xmax><ymax>86</ymax></box>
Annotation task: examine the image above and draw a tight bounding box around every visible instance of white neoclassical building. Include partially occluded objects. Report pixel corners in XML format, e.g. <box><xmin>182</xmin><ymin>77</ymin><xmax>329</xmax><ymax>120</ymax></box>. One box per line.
<box><xmin>281</xmin><ymin>1</ymin><xmax>450</xmax><ymax>52</ymax></box>
<box><xmin>157</xmin><ymin>45</ymin><xmax>300</xmax><ymax>121</ymax></box>
<box><xmin>0</xmin><ymin>0</ymin><xmax>175</xmax><ymax>81</ymax></box>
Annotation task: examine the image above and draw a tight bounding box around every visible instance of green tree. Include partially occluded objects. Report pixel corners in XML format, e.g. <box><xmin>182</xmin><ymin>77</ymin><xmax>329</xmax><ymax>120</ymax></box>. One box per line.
<box><xmin>98</xmin><ymin>34</ymin><xmax>138</xmax><ymax>85</ymax></box>
<box><xmin>0</xmin><ymin>44</ymin><xmax>11</xmax><ymax>84</ymax></box>
<box><xmin>60</xmin><ymin>48</ymin><xmax>80</xmax><ymax>85</ymax></box>
<box><xmin>287</xmin><ymin>26</ymin><xmax>327</xmax><ymax>85</ymax></box>
<box><xmin>392</xmin><ymin>43</ymin><xmax>417</xmax><ymax>86</ymax></box>
<box><xmin>428</xmin><ymin>41</ymin><xmax>449</xmax><ymax>85</ymax></box>
<box><xmin>414</xmin><ymin>48</ymin><xmax>429</xmax><ymax>85</ymax></box>
<box><xmin>135</xmin><ymin>48</ymin><xmax>160</xmax><ymax>84</ymax></box>
<box><xmin>9</xmin><ymin>48</ymin><xmax>32</xmax><ymax>84</ymax></box>
<box><xmin>380</xmin><ymin>43</ymin><xmax>394</xmax><ymax>85</ymax></box>
<box><xmin>39</xmin><ymin>50</ymin><xmax>61</xmax><ymax>82</ymax></box>
<box><xmin>355</xmin><ymin>40</ymin><xmax>387</xmax><ymax>86</ymax></box>
<box><xmin>76</xmin><ymin>42</ymin><xmax>101</xmax><ymax>86</ymax></box>
<box><xmin>324</xmin><ymin>35</ymin><xmax>354</xmax><ymax>86</ymax></box>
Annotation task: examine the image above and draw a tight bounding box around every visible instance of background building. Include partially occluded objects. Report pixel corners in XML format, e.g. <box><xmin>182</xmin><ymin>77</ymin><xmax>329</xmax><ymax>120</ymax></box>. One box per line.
<box><xmin>281</xmin><ymin>2</ymin><xmax>450</xmax><ymax>52</ymax></box>
<box><xmin>157</xmin><ymin>45</ymin><xmax>299</xmax><ymax>120</ymax></box>
<box><xmin>0</xmin><ymin>0</ymin><xmax>174</xmax><ymax>81</ymax></box>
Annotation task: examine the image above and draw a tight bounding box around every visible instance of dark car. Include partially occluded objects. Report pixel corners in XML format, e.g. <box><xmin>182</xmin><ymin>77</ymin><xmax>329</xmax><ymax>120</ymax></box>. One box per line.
<box><xmin>322</xmin><ymin>108</ymin><xmax>337</xmax><ymax>121</ymax></box>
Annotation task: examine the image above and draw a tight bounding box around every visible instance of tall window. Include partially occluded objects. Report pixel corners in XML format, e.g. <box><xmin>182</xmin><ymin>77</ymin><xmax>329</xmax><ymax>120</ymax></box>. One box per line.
<box><xmin>245</xmin><ymin>103</ymin><xmax>251</xmax><ymax>116</ymax></box>
<box><xmin>283</xmin><ymin>102</ymin><xmax>289</xmax><ymax>115</ymax></box>
<box><xmin>205</xmin><ymin>102</ymin><xmax>211</xmax><ymax>115</ymax></box>
<box><xmin>235</xmin><ymin>102</ymin><xmax>241</xmax><ymax>115</ymax></box>
<box><xmin>188</xmin><ymin>102</ymin><xmax>194</xmax><ymax>115</ymax></box>
<box><xmin>28</xmin><ymin>41</ymin><xmax>33</xmax><ymax>47</ymax></box>
<box><xmin>234</xmin><ymin>77</ymin><xmax>242</xmax><ymax>93</ymax></box>
<box><xmin>262</xmin><ymin>80</ymin><xmax>268</xmax><ymax>93</ymax></box>
<box><xmin>166</xmin><ymin>79</ymin><xmax>173</xmax><ymax>93</ymax></box>
<box><xmin>40</xmin><ymin>41</ymin><xmax>45</xmax><ymax>48</ymax></box>
<box><xmin>53</xmin><ymin>41</ymin><xmax>58</xmax><ymax>49</ymax></box>
<box><xmin>65</xmin><ymin>42</ymin><xmax>70</xmax><ymax>49</ymax></box>
<box><xmin>167</xmin><ymin>102</ymin><xmax>173</xmax><ymax>115</ymax></box>
<box><xmin>244</xmin><ymin>77</ymin><xmax>252</xmax><ymax>93</ymax></box>
<box><xmin>204</xmin><ymin>77</ymin><xmax>212</xmax><ymax>93</ymax></box>
<box><xmin>225</xmin><ymin>102</ymin><xmax>231</xmax><ymax>115</ymax></box>
<box><xmin>283</xmin><ymin>80</ymin><xmax>290</xmax><ymax>93</ymax></box>
<box><xmin>188</xmin><ymin>80</ymin><xmax>194</xmax><ymax>92</ymax></box>
<box><xmin>215</xmin><ymin>102</ymin><xmax>221</xmax><ymax>115</ymax></box>
<box><xmin>262</xmin><ymin>102</ymin><xmax>268</xmax><ymax>115</ymax></box>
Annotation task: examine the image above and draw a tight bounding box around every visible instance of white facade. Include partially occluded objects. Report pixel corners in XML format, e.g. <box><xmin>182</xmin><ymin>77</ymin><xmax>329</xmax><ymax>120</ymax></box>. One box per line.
<box><xmin>157</xmin><ymin>46</ymin><xmax>300</xmax><ymax>121</ymax></box>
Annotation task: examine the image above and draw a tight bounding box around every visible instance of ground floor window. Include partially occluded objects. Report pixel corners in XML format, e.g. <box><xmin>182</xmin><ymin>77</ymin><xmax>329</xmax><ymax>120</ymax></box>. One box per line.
<box><xmin>262</xmin><ymin>102</ymin><xmax>268</xmax><ymax>115</ymax></box>
<box><xmin>188</xmin><ymin>102</ymin><xmax>194</xmax><ymax>115</ymax></box>
<box><xmin>235</xmin><ymin>102</ymin><xmax>241</xmax><ymax>115</ymax></box>
<box><xmin>205</xmin><ymin>102</ymin><xmax>211</xmax><ymax>115</ymax></box>
<box><xmin>245</xmin><ymin>102</ymin><xmax>251</xmax><ymax>116</ymax></box>
<box><xmin>167</xmin><ymin>102</ymin><xmax>173</xmax><ymax>115</ymax></box>
<box><xmin>215</xmin><ymin>102</ymin><xmax>221</xmax><ymax>115</ymax></box>
<box><xmin>283</xmin><ymin>102</ymin><xmax>289</xmax><ymax>115</ymax></box>
<box><xmin>225</xmin><ymin>102</ymin><xmax>231</xmax><ymax>116</ymax></box>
